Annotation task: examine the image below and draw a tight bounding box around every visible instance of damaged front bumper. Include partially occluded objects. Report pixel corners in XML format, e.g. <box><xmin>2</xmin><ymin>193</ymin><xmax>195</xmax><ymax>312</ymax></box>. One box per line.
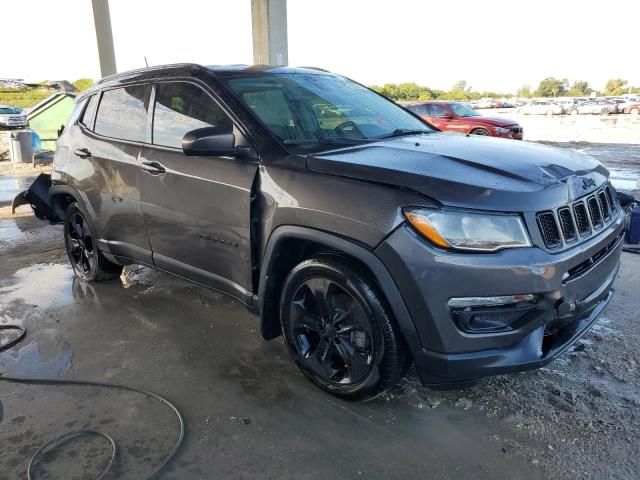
<box><xmin>11</xmin><ymin>173</ymin><xmax>58</xmax><ymax>221</ymax></box>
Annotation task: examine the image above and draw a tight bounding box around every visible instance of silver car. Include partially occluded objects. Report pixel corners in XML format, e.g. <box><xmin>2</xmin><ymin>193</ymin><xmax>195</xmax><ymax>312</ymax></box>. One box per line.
<box><xmin>569</xmin><ymin>99</ymin><xmax>617</xmax><ymax>115</ymax></box>
<box><xmin>518</xmin><ymin>100</ymin><xmax>563</xmax><ymax>115</ymax></box>
<box><xmin>0</xmin><ymin>105</ymin><xmax>28</xmax><ymax>129</ymax></box>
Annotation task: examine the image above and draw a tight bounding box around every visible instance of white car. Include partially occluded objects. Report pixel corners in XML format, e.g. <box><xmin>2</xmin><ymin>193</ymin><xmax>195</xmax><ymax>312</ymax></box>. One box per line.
<box><xmin>0</xmin><ymin>105</ymin><xmax>28</xmax><ymax>129</ymax></box>
<box><xmin>517</xmin><ymin>100</ymin><xmax>563</xmax><ymax>115</ymax></box>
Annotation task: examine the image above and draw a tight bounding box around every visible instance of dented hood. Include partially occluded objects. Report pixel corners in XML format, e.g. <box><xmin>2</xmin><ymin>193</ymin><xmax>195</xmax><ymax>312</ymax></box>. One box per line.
<box><xmin>306</xmin><ymin>133</ymin><xmax>609</xmax><ymax>211</ymax></box>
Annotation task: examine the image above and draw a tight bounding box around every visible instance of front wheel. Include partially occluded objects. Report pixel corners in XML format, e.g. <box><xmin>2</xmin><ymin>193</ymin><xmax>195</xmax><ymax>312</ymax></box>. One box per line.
<box><xmin>470</xmin><ymin>128</ymin><xmax>491</xmax><ymax>136</ymax></box>
<box><xmin>64</xmin><ymin>203</ymin><xmax>123</xmax><ymax>282</ymax></box>
<box><xmin>570</xmin><ymin>109</ymin><xmax>579</xmax><ymax>116</ymax></box>
<box><xmin>601</xmin><ymin>108</ymin><xmax>610</xmax><ymax>116</ymax></box>
<box><xmin>630</xmin><ymin>107</ymin><xmax>640</xmax><ymax>117</ymax></box>
<box><xmin>280</xmin><ymin>256</ymin><xmax>409</xmax><ymax>401</ymax></box>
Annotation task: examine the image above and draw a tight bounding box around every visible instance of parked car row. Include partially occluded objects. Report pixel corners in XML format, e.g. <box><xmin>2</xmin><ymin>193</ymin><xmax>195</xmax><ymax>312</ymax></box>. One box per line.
<box><xmin>517</xmin><ymin>97</ymin><xmax>640</xmax><ymax>116</ymax></box>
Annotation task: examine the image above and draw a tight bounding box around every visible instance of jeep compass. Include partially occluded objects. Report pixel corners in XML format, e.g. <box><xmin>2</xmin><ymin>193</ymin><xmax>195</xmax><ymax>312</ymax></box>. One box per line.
<box><xmin>20</xmin><ymin>64</ymin><xmax>627</xmax><ymax>400</ymax></box>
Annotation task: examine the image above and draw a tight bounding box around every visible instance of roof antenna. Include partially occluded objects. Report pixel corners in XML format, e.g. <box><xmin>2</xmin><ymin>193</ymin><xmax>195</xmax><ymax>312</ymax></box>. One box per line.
<box><xmin>144</xmin><ymin>56</ymin><xmax>149</xmax><ymax>67</ymax></box>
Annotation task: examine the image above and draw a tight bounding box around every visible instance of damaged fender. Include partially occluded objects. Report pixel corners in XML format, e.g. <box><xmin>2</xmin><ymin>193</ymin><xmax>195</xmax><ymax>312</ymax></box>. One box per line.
<box><xmin>11</xmin><ymin>173</ymin><xmax>58</xmax><ymax>221</ymax></box>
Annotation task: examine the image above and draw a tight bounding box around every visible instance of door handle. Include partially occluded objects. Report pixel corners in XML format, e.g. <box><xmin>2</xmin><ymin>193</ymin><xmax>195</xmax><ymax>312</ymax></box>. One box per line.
<box><xmin>74</xmin><ymin>148</ymin><xmax>92</xmax><ymax>159</ymax></box>
<box><xmin>140</xmin><ymin>161</ymin><xmax>166</xmax><ymax>175</ymax></box>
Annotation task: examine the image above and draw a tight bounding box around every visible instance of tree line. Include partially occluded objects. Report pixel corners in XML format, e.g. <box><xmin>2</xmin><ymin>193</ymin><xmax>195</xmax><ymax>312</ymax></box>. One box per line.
<box><xmin>371</xmin><ymin>78</ymin><xmax>639</xmax><ymax>102</ymax></box>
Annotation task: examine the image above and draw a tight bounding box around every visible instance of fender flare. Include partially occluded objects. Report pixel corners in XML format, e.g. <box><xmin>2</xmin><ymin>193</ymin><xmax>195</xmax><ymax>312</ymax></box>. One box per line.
<box><xmin>257</xmin><ymin>225</ymin><xmax>419</xmax><ymax>345</ymax></box>
<box><xmin>48</xmin><ymin>184</ymin><xmax>107</xmax><ymax>240</ymax></box>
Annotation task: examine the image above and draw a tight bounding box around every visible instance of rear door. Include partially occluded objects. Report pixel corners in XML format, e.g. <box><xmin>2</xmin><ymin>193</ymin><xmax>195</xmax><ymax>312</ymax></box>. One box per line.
<box><xmin>139</xmin><ymin>80</ymin><xmax>258</xmax><ymax>303</ymax></box>
<box><xmin>427</xmin><ymin>104</ymin><xmax>455</xmax><ymax>131</ymax></box>
<box><xmin>71</xmin><ymin>84</ymin><xmax>153</xmax><ymax>264</ymax></box>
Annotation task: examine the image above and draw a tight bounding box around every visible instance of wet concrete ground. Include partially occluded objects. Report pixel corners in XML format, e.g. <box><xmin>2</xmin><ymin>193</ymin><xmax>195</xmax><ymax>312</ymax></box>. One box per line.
<box><xmin>0</xmin><ymin>219</ymin><xmax>541</xmax><ymax>480</ymax></box>
<box><xmin>0</xmin><ymin>132</ymin><xmax>639</xmax><ymax>479</ymax></box>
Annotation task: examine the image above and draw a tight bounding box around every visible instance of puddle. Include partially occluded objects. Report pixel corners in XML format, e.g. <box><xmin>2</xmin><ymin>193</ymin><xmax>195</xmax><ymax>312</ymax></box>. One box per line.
<box><xmin>0</xmin><ymin>176</ymin><xmax>34</xmax><ymax>204</ymax></box>
<box><xmin>0</xmin><ymin>219</ymin><xmax>25</xmax><ymax>244</ymax></box>
<box><xmin>0</xmin><ymin>339</ymin><xmax>73</xmax><ymax>378</ymax></box>
<box><xmin>0</xmin><ymin>263</ymin><xmax>74</xmax><ymax>308</ymax></box>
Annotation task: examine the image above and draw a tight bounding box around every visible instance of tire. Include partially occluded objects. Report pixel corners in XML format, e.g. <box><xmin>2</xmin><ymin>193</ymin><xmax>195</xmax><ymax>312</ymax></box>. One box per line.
<box><xmin>601</xmin><ymin>108</ymin><xmax>610</xmax><ymax>116</ymax></box>
<box><xmin>570</xmin><ymin>109</ymin><xmax>579</xmax><ymax>116</ymax></box>
<box><xmin>470</xmin><ymin>128</ymin><xmax>490</xmax><ymax>136</ymax></box>
<box><xmin>280</xmin><ymin>255</ymin><xmax>410</xmax><ymax>401</ymax></box>
<box><xmin>64</xmin><ymin>203</ymin><xmax>123</xmax><ymax>282</ymax></box>
<box><xmin>630</xmin><ymin>107</ymin><xmax>639</xmax><ymax>116</ymax></box>
<box><xmin>546</xmin><ymin>110</ymin><xmax>553</xmax><ymax>116</ymax></box>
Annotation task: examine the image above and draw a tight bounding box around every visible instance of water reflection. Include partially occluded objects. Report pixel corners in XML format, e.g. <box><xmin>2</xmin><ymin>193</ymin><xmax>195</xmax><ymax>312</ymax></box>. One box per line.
<box><xmin>0</xmin><ymin>263</ymin><xmax>74</xmax><ymax>308</ymax></box>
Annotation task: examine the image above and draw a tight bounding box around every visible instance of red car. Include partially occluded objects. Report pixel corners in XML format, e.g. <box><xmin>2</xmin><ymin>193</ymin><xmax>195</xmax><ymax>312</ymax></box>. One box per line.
<box><xmin>406</xmin><ymin>101</ymin><xmax>523</xmax><ymax>140</ymax></box>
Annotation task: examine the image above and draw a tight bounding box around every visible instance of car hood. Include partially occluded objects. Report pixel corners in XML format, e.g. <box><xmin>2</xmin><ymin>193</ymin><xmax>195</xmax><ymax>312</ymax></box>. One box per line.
<box><xmin>306</xmin><ymin>133</ymin><xmax>609</xmax><ymax>211</ymax></box>
<box><xmin>471</xmin><ymin>115</ymin><xmax>518</xmax><ymax>127</ymax></box>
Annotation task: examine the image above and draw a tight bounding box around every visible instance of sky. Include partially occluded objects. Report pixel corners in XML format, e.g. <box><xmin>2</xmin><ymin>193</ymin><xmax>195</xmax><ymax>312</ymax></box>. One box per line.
<box><xmin>3</xmin><ymin>0</ymin><xmax>639</xmax><ymax>93</ymax></box>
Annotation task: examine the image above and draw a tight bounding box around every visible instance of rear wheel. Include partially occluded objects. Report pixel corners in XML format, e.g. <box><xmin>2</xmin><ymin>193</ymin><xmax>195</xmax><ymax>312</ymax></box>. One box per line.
<box><xmin>280</xmin><ymin>256</ymin><xmax>409</xmax><ymax>401</ymax></box>
<box><xmin>570</xmin><ymin>109</ymin><xmax>579</xmax><ymax>116</ymax></box>
<box><xmin>601</xmin><ymin>108</ymin><xmax>610</xmax><ymax>116</ymax></box>
<box><xmin>630</xmin><ymin>107</ymin><xmax>639</xmax><ymax>116</ymax></box>
<box><xmin>64</xmin><ymin>203</ymin><xmax>122</xmax><ymax>282</ymax></box>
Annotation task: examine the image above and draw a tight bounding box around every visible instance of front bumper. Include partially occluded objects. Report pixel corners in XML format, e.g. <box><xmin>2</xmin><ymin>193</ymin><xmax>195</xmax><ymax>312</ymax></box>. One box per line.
<box><xmin>375</xmin><ymin>213</ymin><xmax>625</xmax><ymax>385</ymax></box>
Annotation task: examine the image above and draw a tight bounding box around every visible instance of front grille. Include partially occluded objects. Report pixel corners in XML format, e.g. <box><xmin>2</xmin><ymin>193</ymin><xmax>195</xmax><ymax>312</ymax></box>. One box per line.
<box><xmin>598</xmin><ymin>191</ymin><xmax>610</xmax><ymax>220</ymax></box>
<box><xmin>605</xmin><ymin>186</ymin><xmax>617</xmax><ymax>213</ymax></box>
<box><xmin>537</xmin><ymin>212</ymin><xmax>562</xmax><ymax>248</ymax></box>
<box><xmin>536</xmin><ymin>184</ymin><xmax>619</xmax><ymax>249</ymax></box>
<box><xmin>558</xmin><ymin>208</ymin><xmax>577</xmax><ymax>243</ymax></box>
<box><xmin>573</xmin><ymin>203</ymin><xmax>591</xmax><ymax>235</ymax></box>
<box><xmin>588</xmin><ymin>196</ymin><xmax>603</xmax><ymax>229</ymax></box>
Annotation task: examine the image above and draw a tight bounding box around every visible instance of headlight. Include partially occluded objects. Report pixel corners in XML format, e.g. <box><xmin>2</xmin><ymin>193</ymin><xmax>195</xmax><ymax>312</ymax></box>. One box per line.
<box><xmin>494</xmin><ymin>127</ymin><xmax>510</xmax><ymax>134</ymax></box>
<box><xmin>404</xmin><ymin>208</ymin><xmax>531</xmax><ymax>252</ymax></box>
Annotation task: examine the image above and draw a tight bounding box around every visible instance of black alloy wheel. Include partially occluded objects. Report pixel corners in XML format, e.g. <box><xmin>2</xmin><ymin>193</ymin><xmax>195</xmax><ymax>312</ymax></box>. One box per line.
<box><xmin>66</xmin><ymin>211</ymin><xmax>96</xmax><ymax>277</ymax></box>
<box><xmin>64</xmin><ymin>203</ymin><xmax>122</xmax><ymax>282</ymax></box>
<box><xmin>280</xmin><ymin>256</ymin><xmax>409</xmax><ymax>401</ymax></box>
<box><xmin>288</xmin><ymin>277</ymin><xmax>374</xmax><ymax>385</ymax></box>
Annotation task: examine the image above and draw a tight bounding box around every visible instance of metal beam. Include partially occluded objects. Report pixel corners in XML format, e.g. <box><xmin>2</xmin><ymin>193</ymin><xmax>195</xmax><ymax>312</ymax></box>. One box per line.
<box><xmin>91</xmin><ymin>0</ymin><xmax>117</xmax><ymax>77</ymax></box>
<box><xmin>251</xmin><ymin>0</ymin><xmax>288</xmax><ymax>66</ymax></box>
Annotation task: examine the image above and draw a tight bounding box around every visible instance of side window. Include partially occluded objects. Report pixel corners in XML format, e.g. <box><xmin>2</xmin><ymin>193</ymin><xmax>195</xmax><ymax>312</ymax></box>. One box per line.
<box><xmin>94</xmin><ymin>85</ymin><xmax>148</xmax><ymax>142</ymax></box>
<box><xmin>66</xmin><ymin>98</ymin><xmax>88</xmax><ymax>127</ymax></box>
<box><xmin>153</xmin><ymin>82</ymin><xmax>232</xmax><ymax>149</ymax></box>
<box><xmin>80</xmin><ymin>94</ymin><xmax>99</xmax><ymax>129</ymax></box>
<box><xmin>429</xmin><ymin>104</ymin><xmax>449</xmax><ymax>118</ymax></box>
<box><xmin>409</xmin><ymin>104</ymin><xmax>427</xmax><ymax>116</ymax></box>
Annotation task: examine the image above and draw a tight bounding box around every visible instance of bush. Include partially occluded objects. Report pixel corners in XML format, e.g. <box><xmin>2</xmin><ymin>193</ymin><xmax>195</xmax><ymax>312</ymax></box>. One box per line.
<box><xmin>0</xmin><ymin>90</ymin><xmax>51</xmax><ymax>108</ymax></box>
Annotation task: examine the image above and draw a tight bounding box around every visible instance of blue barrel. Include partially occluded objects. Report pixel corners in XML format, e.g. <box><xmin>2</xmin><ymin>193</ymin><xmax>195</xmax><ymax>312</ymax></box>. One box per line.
<box><xmin>628</xmin><ymin>204</ymin><xmax>640</xmax><ymax>244</ymax></box>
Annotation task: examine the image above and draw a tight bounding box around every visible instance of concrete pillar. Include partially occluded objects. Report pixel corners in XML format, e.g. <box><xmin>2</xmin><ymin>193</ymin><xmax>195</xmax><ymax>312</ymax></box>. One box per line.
<box><xmin>251</xmin><ymin>0</ymin><xmax>288</xmax><ymax>66</ymax></box>
<box><xmin>91</xmin><ymin>0</ymin><xmax>117</xmax><ymax>77</ymax></box>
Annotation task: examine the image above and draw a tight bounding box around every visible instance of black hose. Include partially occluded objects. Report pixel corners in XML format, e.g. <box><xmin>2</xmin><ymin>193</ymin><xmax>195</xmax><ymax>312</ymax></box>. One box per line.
<box><xmin>622</xmin><ymin>247</ymin><xmax>640</xmax><ymax>255</ymax></box>
<box><xmin>0</xmin><ymin>325</ymin><xmax>185</xmax><ymax>479</ymax></box>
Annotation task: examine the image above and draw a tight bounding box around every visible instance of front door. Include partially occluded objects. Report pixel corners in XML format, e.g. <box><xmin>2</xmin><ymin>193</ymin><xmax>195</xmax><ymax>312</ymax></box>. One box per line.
<box><xmin>139</xmin><ymin>81</ymin><xmax>258</xmax><ymax>303</ymax></box>
<box><xmin>78</xmin><ymin>84</ymin><xmax>153</xmax><ymax>264</ymax></box>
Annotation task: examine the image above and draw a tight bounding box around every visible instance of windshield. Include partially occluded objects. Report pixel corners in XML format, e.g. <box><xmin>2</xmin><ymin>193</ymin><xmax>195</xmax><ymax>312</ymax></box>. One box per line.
<box><xmin>0</xmin><ymin>107</ymin><xmax>20</xmax><ymax>114</ymax></box>
<box><xmin>449</xmin><ymin>103</ymin><xmax>480</xmax><ymax>117</ymax></box>
<box><xmin>223</xmin><ymin>73</ymin><xmax>432</xmax><ymax>148</ymax></box>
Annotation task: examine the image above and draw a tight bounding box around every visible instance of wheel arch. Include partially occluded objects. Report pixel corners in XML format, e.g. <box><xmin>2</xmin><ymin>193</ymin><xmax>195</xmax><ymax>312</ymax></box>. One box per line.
<box><xmin>257</xmin><ymin>226</ymin><xmax>419</xmax><ymax>348</ymax></box>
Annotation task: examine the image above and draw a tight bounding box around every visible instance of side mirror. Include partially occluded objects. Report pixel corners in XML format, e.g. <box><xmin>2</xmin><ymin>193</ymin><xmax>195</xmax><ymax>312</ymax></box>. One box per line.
<box><xmin>441</xmin><ymin>112</ymin><xmax>454</xmax><ymax>119</ymax></box>
<box><xmin>182</xmin><ymin>127</ymin><xmax>242</xmax><ymax>157</ymax></box>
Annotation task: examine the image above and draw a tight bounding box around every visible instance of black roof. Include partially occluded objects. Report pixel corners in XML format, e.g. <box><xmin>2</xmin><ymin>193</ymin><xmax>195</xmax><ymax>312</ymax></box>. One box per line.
<box><xmin>79</xmin><ymin>63</ymin><xmax>335</xmax><ymax>101</ymax></box>
<box><xmin>95</xmin><ymin>63</ymin><xmax>330</xmax><ymax>85</ymax></box>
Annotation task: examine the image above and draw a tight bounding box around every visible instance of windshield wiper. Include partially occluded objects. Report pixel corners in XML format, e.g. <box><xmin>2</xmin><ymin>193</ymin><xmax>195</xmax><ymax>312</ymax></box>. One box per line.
<box><xmin>376</xmin><ymin>129</ymin><xmax>433</xmax><ymax>139</ymax></box>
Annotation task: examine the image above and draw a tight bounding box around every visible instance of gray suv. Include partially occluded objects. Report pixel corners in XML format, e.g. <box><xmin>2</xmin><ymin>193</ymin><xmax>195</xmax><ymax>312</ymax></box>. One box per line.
<box><xmin>24</xmin><ymin>64</ymin><xmax>627</xmax><ymax>400</ymax></box>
